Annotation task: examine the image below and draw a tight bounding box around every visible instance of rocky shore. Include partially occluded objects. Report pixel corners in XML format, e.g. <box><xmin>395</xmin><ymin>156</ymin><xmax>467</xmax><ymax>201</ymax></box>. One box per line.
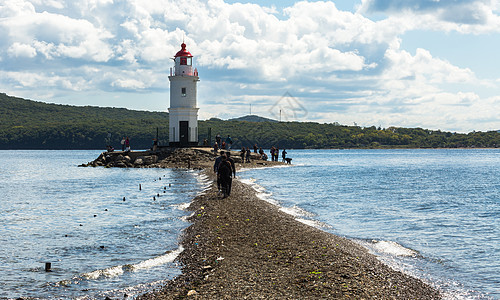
<box><xmin>79</xmin><ymin>147</ymin><xmax>266</xmax><ymax>169</ymax></box>
<box><xmin>124</xmin><ymin>149</ymin><xmax>442</xmax><ymax>299</ymax></box>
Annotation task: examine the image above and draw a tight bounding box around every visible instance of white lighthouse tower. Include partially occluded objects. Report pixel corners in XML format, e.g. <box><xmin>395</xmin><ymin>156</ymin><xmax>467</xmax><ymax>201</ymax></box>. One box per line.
<box><xmin>168</xmin><ymin>42</ymin><xmax>199</xmax><ymax>147</ymax></box>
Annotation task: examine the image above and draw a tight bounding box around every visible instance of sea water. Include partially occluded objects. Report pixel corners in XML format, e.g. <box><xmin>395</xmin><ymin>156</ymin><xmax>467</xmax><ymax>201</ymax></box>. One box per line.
<box><xmin>238</xmin><ymin>149</ymin><xmax>499</xmax><ymax>299</ymax></box>
<box><xmin>0</xmin><ymin>150</ymin><xmax>210</xmax><ymax>299</ymax></box>
<box><xmin>1</xmin><ymin>149</ymin><xmax>498</xmax><ymax>299</ymax></box>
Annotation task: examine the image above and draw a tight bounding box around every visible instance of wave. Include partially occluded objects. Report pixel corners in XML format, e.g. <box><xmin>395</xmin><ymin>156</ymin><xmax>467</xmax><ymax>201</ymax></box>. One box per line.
<box><xmin>280</xmin><ymin>205</ymin><xmax>316</xmax><ymax>218</ymax></box>
<box><xmin>238</xmin><ymin>163</ymin><xmax>291</xmax><ymax>173</ymax></box>
<box><xmin>358</xmin><ymin>239</ymin><xmax>418</xmax><ymax>257</ymax></box>
<box><xmin>61</xmin><ymin>247</ymin><xmax>183</xmax><ymax>284</ymax></box>
<box><xmin>174</xmin><ymin>202</ymin><xmax>191</xmax><ymax>211</ymax></box>
<box><xmin>239</xmin><ymin>177</ymin><xmax>279</xmax><ymax>205</ymax></box>
<box><xmin>128</xmin><ymin>247</ymin><xmax>183</xmax><ymax>271</ymax></box>
<box><xmin>296</xmin><ymin>218</ymin><xmax>331</xmax><ymax>229</ymax></box>
<box><xmin>238</xmin><ymin>177</ymin><xmax>330</xmax><ymax>229</ymax></box>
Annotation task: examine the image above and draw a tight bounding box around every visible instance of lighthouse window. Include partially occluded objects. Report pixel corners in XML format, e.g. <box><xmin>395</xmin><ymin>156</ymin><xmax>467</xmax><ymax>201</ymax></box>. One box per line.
<box><xmin>181</xmin><ymin>87</ymin><xmax>186</xmax><ymax>97</ymax></box>
<box><xmin>186</xmin><ymin>57</ymin><xmax>192</xmax><ymax>65</ymax></box>
<box><xmin>180</xmin><ymin>57</ymin><xmax>187</xmax><ymax>65</ymax></box>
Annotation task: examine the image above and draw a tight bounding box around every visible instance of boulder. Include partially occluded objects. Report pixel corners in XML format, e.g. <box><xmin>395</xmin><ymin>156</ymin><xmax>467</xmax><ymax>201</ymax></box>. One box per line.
<box><xmin>115</xmin><ymin>161</ymin><xmax>127</xmax><ymax>168</ymax></box>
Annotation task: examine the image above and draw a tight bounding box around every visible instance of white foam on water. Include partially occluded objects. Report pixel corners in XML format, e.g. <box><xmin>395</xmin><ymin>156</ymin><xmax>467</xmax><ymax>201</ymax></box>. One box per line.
<box><xmin>238</xmin><ymin>178</ymin><xmax>278</xmax><ymax>204</ymax></box>
<box><xmin>195</xmin><ymin>172</ymin><xmax>211</xmax><ymax>188</ymax></box>
<box><xmin>82</xmin><ymin>265</ymin><xmax>124</xmax><ymax>280</ymax></box>
<box><xmin>238</xmin><ymin>177</ymin><xmax>256</xmax><ymax>185</ymax></box>
<box><xmin>129</xmin><ymin>247</ymin><xmax>183</xmax><ymax>271</ymax></box>
<box><xmin>78</xmin><ymin>247</ymin><xmax>183</xmax><ymax>283</ymax></box>
<box><xmin>369</xmin><ymin>240</ymin><xmax>418</xmax><ymax>257</ymax></box>
<box><xmin>175</xmin><ymin>202</ymin><xmax>191</xmax><ymax>211</ymax></box>
<box><xmin>280</xmin><ymin>205</ymin><xmax>316</xmax><ymax>218</ymax></box>
<box><xmin>239</xmin><ymin>164</ymin><xmax>291</xmax><ymax>174</ymax></box>
<box><xmin>296</xmin><ymin>218</ymin><xmax>331</xmax><ymax>229</ymax></box>
<box><xmin>76</xmin><ymin>279</ymin><xmax>171</xmax><ymax>300</ymax></box>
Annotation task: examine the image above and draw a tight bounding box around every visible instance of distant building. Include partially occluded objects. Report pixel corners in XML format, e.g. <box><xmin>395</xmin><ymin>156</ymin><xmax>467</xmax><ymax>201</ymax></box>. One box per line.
<box><xmin>168</xmin><ymin>42</ymin><xmax>199</xmax><ymax>147</ymax></box>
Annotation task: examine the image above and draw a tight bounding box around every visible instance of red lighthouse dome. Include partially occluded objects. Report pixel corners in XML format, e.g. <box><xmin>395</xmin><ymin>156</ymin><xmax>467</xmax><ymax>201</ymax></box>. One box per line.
<box><xmin>175</xmin><ymin>43</ymin><xmax>192</xmax><ymax>58</ymax></box>
<box><xmin>171</xmin><ymin>42</ymin><xmax>197</xmax><ymax>76</ymax></box>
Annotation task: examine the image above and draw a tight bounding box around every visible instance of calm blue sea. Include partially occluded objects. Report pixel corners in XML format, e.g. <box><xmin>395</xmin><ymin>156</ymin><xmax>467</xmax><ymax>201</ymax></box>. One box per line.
<box><xmin>238</xmin><ymin>149</ymin><xmax>499</xmax><ymax>299</ymax></box>
<box><xmin>1</xmin><ymin>150</ymin><xmax>498</xmax><ymax>299</ymax></box>
<box><xmin>0</xmin><ymin>150</ymin><xmax>210</xmax><ymax>300</ymax></box>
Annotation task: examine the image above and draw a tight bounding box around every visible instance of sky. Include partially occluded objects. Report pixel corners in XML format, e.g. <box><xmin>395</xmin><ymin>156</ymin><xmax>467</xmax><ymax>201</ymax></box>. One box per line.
<box><xmin>1</xmin><ymin>0</ymin><xmax>500</xmax><ymax>133</ymax></box>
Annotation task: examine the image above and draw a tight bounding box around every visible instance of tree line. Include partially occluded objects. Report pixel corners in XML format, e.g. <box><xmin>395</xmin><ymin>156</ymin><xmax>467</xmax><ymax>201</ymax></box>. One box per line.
<box><xmin>1</xmin><ymin>93</ymin><xmax>499</xmax><ymax>150</ymax></box>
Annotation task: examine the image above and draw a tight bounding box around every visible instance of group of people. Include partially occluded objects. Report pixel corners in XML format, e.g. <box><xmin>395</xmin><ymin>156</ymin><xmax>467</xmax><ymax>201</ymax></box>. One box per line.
<box><xmin>106</xmin><ymin>136</ymin><xmax>130</xmax><ymax>152</ymax></box>
<box><xmin>213</xmin><ymin>150</ymin><xmax>236</xmax><ymax>198</ymax></box>
<box><xmin>120</xmin><ymin>137</ymin><xmax>131</xmax><ymax>151</ymax></box>
<box><xmin>239</xmin><ymin>147</ymin><xmax>252</xmax><ymax>163</ymax></box>
<box><xmin>270</xmin><ymin>146</ymin><xmax>287</xmax><ymax>162</ymax></box>
<box><xmin>213</xmin><ymin>134</ymin><xmax>233</xmax><ymax>153</ymax></box>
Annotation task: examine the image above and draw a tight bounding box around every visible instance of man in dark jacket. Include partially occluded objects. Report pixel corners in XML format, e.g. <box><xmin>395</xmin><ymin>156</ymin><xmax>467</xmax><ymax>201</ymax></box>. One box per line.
<box><xmin>218</xmin><ymin>155</ymin><xmax>233</xmax><ymax>198</ymax></box>
<box><xmin>213</xmin><ymin>151</ymin><xmax>225</xmax><ymax>192</ymax></box>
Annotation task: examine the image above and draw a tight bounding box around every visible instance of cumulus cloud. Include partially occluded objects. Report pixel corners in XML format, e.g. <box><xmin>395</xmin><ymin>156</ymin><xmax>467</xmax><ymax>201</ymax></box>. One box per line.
<box><xmin>8</xmin><ymin>42</ymin><xmax>37</xmax><ymax>57</ymax></box>
<box><xmin>359</xmin><ymin>0</ymin><xmax>500</xmax><ymax>33</ymax></box>
<box><xmin>0</xmin><ymin>0</ymin><xmax>499</xmax><ymax>132</ymax></box>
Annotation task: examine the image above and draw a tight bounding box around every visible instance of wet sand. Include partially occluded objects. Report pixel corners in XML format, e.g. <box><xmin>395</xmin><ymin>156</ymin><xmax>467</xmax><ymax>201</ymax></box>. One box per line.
<box><xmin>138</xmin><ymin>157</ymin><xmax>441</xmax><ymax>299</ymax></box>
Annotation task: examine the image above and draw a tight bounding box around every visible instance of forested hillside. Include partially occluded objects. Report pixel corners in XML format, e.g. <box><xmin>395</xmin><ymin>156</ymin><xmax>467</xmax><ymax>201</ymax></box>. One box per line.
<box><xmin>0</xmin><ymin>93</ymin><xmax>169</xmax><ymax>149</ymax></box>
<box><xmin>1</xmin><ymin>93</ymin><xmax>499</xmax><ymax>150</ymax></box>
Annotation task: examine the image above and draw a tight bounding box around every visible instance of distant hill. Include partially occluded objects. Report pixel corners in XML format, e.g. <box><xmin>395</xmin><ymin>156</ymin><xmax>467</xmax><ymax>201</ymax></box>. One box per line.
<box><xmin>1</xmin><ymin>92</ymin><xmax>499</xmax><ymax>149</ymax></box>
<box><xmin>229</xmin><ymin>115</ymin><xmax>278</xmax><ymax>123</ymax></box>
<box><xmin>0</xmin><ymin>93</ymin><xmax>169</xmax><ymax>149</ymax></box>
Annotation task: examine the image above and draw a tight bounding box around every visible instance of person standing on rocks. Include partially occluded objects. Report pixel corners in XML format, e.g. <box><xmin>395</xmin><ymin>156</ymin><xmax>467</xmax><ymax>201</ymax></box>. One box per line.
<box><xmin>213</xmin><ymin>142</ymin><xmax>219</xmax><ymax>154</ymax></box>
<box><xmin>125</xmin><ymin>137</ymin><xmax>130</xmax><ymax>152</ymax></box>
<box><xmin>245</xmin><ymin>147</ymin><xmax>251</xmax><ymax>163</ymax></box>
<box><xmin>121</xmin><ymin>137</ymin><xmax>126</xmax><ymax>151</ymax></box>
<box><xmin>216</xmin><ymin>133</ymin><xmax>222</xmax><ymax>147</ymax></box>
<box><xmin>282</xmin><ymin>149</ymin><xmax>287</xmax><ymax>162</ymax></box>
<box><xmin>226</xmin><ymin>135</ymin><xmax>233</xmax><ymax>149</ymax></box>
<box><xmin>240</xmin><ymin>147</ymin><xmax>246</xmax><ymax>162</ymax></box>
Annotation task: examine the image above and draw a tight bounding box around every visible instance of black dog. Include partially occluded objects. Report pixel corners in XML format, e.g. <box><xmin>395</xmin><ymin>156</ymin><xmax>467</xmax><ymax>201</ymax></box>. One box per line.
<box><xmin>285</xmin><ymin>158</ymin><xmax>292</xmax><ymax>164</ymax></box>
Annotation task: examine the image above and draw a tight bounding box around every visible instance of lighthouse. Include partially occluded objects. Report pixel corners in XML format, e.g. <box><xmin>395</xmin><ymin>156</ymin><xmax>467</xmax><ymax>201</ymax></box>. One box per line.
<box><xmin>168</xmin><ymin>42</ymin><xmax>199</xmax><ymax>147</ymax></box>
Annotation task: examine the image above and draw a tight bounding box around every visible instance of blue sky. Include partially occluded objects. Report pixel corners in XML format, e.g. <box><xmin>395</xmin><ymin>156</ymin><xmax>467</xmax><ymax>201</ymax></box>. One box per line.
<box><xmin>1</xmin><ymin>0</ymin><xmax>499</xmax><ymax>132</ymax></box>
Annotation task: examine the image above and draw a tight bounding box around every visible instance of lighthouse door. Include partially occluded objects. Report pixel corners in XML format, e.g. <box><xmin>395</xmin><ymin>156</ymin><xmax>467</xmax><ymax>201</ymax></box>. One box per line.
<box><xmin>179</xmin><ymin>121</ymin><xmax>189</xmax><ymax>147</ymax></box>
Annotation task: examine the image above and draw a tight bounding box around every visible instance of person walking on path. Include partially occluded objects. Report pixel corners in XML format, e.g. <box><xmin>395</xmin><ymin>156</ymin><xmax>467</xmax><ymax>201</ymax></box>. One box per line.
<box><xmin>282</xmin><ymin>149</ymin><xmax>287</xmax><ymax>162</ymax></box>
<box><xmin>213</xmin><ymin>151</ymin><xmax>225</xmax><ymax>193</ymax></box>
<box><xmin>226</xmin><ymin>151</ymin><xmax>236</xmax><ymax>195</ymax></box>
<box><xmin>218</xmin><ymin>155</ymin><xmax>233</xmax><ymax>198</ymax></box>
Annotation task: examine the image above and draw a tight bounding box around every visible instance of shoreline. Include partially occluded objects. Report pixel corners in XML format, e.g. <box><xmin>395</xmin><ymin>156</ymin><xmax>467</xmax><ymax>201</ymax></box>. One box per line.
<box><xmin>137</xmin><ymin>161</ymin><xmax>441</xmax><ymax>299</ymax></box>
